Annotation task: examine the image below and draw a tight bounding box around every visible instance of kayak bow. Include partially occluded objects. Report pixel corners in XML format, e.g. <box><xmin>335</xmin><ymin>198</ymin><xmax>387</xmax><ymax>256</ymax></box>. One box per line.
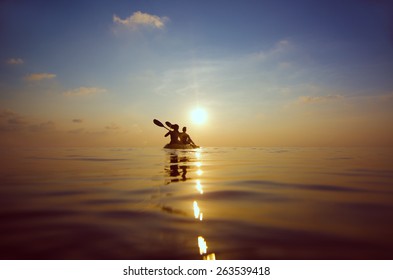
<box><xmin>164</xmin><ymin>143</ymin><xmax>200</xmax><ymax>149</ymax></box>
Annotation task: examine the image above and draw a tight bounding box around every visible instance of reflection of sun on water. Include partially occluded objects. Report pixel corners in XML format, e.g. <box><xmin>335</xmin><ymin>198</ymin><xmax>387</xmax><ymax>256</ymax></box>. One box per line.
<box><xmin>196</xmin><ymin>180</ymin><xmax>203</xmax><ymax>194</ymax></box>
<box><xmin>195</xmin><ymin>151</ymin><xmax>201</xmax><ymax>160</ymax></box>
<box><xmin>198</xmin><ymin>236</ymin><xmax>208</xmax><ymax>254</ymax></box>
<box><xmin>191</xmin><ymin>150</ymin><xmax>215</xmax><ymax>260</ymax></box>
<box><xmin>193</xmin><ymin>201</ymin><xmax>203</xmax><ymax>221</ymax></box>
<box><xmin>198</xmin><ymin>236</ymin><xmax>216</xmax><ymax>260</ymax></box>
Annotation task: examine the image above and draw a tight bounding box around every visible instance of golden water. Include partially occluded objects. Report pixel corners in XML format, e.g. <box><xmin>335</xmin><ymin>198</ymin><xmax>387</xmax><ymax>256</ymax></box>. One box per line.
<box><xmin>1</xmin><ymin>147</ymin><xmax>392</xmax><ymax>259</ymax></box>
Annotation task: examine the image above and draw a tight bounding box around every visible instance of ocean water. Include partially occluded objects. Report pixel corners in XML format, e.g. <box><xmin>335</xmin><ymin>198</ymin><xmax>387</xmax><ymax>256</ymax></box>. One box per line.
<box><xmin>0</xmin><ymin>147</ymin><xmax>393</xmax><ymax>260</ymax></box>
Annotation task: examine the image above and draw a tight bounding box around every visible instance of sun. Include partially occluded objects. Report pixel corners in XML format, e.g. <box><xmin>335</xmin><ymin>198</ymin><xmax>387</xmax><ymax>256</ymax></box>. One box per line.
<box><xmin>191</xmin><ymin>108</ymin><xmax>208</xmax><ymax>125</ymax></box>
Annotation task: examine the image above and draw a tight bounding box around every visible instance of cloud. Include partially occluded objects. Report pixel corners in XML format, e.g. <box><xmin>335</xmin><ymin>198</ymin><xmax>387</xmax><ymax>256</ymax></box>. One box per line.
<box><xmin>378</xmin><ymin>92</ymin><xmax>393</xmax><ymax>101</ymax></box>
<box><xmin>0</xmin><ymin>108</ymin><xmax>57</xmax><ymax>133</ymax></box>
<box><xmin>25</xmin><ymin>73</ymin><xmax>56</xmax><ymax>81</ymax></box>
<box><xmin>29</xmin><ymin>121</ymin><xmax>56</xmax><ymax>132</ymax></box>
<box><xmin>113</xmin><ymin>11</ymin><xmax>169</xmax><ymax>30</ymax></box>
<box><xmin>153</xmin><ymin>61</ymin><xmax>220</xmax><ymax>97</ymax></box>
<box><xmin>72</xmin><ymin>119</ymin><xmax>83</xmax><ymax>123</ymax></box>
<box><xmin>6</xmin><ymin>58</ymin><xmax>24</xmax><ymax>65</ymax></box>
<box><xmin>63</xmin><ymin>87</ymin><xmax>107</xmax><ymax>97</ymax></box>
<box><xmin>68</xmin><ymin>128</ymin><xmax>85</xmax><ymax>134</ymax></box>
<box><xmin>298</xmin><ymin>94</ymin><xmax>344</xmax><ymax>104</ymax></box>
<box><xmin>253</xmin><ymin>40</ymin><xmax>292</xmax><ymax>61</ymax></box>
<box><xmin>105</xmin><ymin>122</ymin><xmax>120</xmax><ymax>130</ymax></box>
<box><xmin>0</xmin><ymin>109</ymin><xmax>28</xmax><ymax>132</ymax></box>
<box><xmin>0</xmin><ymin>109</ymin><xmax>26</xmax><ymax>124</ymax></box>
<box><xmin>8</xmin><ymin>116</ymin><xmax>28</xmax><ymax>125</ymax></box>
<box><xmin>0</xmin><ymin>109</ymin><xmax>16</xmax><ymax>119</ymax></box>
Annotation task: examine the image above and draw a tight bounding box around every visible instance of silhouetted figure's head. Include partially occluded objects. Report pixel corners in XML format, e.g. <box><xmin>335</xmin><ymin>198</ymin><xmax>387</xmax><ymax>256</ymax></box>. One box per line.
<box><xmin>182</xmin><ymin>127</ymin><xmax>187</xmax><ymax>132</ymax></box>
<box><xmin>173</xmin><ymin>124</ymin><xmax>179</xmax><ymax>131</ymax></box>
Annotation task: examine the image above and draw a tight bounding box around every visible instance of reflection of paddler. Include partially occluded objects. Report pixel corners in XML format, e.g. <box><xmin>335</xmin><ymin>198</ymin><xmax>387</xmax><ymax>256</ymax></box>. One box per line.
<box><xmin>169</xmin><ymin>154</ymin><xmax>180</xmax><ymax>177</ymax></box>
<box><xmin>180</xmin><ymin>165</ymin><xmax>187</xmax><ymax>180</ymax></box>
<box><xmin>166</xmin><ymin>154</ymin><xmax>188</xmax><ymax>182</ymax></box>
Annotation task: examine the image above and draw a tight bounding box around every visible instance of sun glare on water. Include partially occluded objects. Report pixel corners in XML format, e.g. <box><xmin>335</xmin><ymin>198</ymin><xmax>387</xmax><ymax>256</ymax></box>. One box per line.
<box><xmin>191</xmin><ymin>108</ymin><xmax>207</xmax><ymax>125</ymax></box>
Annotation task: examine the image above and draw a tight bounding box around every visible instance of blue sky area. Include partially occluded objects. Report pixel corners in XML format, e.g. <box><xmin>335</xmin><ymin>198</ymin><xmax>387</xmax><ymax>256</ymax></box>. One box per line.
<box><xmin>1</xmin><ymin>0</ymin><xmax>393</xmax><ymax>146</ymax></box>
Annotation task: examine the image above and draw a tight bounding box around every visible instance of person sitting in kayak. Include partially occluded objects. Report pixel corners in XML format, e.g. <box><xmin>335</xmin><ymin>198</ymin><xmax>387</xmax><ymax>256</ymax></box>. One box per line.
<box><xmin>165</xmin><ymin>124</ymin><xmax>181</xmax><ymax>144</ymax></box>
<box><xmin>179</xmin><ymin>126</ymin><xmax>196</xmax><ymax>146</ymax></box>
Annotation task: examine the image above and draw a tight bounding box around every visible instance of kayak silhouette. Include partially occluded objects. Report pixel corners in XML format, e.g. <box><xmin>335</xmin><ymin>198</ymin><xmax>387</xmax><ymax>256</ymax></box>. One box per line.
<box><xmin>153</xmin><ymin>119</ymin><xmax>200</xmax><ymax>149</ymax></box>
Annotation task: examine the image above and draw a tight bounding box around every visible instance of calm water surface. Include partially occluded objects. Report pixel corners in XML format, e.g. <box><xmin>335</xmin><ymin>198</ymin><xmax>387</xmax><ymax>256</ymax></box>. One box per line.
<box><xmin>1</xmin><ymin>147</ymin><xmax>393</xmax><ymax>259</ymax></box>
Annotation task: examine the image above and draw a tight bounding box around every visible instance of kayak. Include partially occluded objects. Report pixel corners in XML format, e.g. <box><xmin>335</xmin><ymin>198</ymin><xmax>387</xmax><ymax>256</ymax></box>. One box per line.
<box><xmin>164</xmin><ymin>143</ymin><xmax>200</xmax><ymax>149</ymax></box>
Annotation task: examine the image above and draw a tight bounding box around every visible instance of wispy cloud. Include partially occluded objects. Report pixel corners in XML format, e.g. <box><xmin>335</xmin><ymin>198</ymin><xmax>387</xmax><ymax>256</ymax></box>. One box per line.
<box><xmin>29</xmin><ymin>121</ymin><xmax>56</xmax><ymax>132</ymax></box>
<box><xmin>68</xmin><ymin>128</ymin><xmax>85</xmax><ymax>134</ymax></box>
<box><xmin>1</xmin><ymin>108</ymin><xmax>59</xmax><ymax>134</ymax></box>
<box><xmin>298</xmin><ymin>94</ymin><xmax>344</xmax><ymax>104</ymax></box>
<box><xmin>113</xmin><ymin>11</ymin><xmax>169</xmax><ymax>30</ymax></box>
<box><xmin>25</xmin><ymin>73</ymin><xmax>56</xmax><ymax>81</ymax></box>
<box><xmin>377</xmin><ymin>92</ymin><xmax>393</xmax><ymax>101</ymax></box>
<box><xmin>253</xmin><ymin>40</ymin><xmax>292</xmax><ymax>61</ymax></box>
<box><xmin>7</xmin><ymin>116</ymin><xmax>28</xmax><ymax>125</ymax></box>
<box><xmin>105</xmin><ymin>122</ymin><xmax>120</xmax><ymax>130</ymax></box>
<box><xmin>153</xmin><ymin>60</ymin><xmax>221</xmax><ymax>97</ymax></box>
<box><xmin>6</xmin><ymin>58</ymin><xmax>24</xmax><ymax>65</ymax></box>
<box><xmin>0</xmin><ymin>109</ymin><xmax>27</xmax><ymax>131</ymax></box>
<box><xmin>0</xmin><ymin>109</ymin><xmax>16</xmax><ymax>118</ymax></box>
<box><xmin>63</xmin><ymin>87</ymin><xmax>107</xmax><ymax>97</ymax></box>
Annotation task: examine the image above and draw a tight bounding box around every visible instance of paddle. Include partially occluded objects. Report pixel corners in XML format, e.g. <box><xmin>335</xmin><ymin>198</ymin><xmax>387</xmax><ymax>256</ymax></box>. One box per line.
<box><xmin>165</xmin><ymin>121</ymin><xmax>173</xmax><ymax>129</ymax></box>
<box><xmin>153</xmin><ymin>119</ymin><xmax>170</xmax><ymax>131</ymax></box>
<box><xmin>155</xmin><ymin>119</ymin><xmax>200</xmax><ymax>148</ymax></box>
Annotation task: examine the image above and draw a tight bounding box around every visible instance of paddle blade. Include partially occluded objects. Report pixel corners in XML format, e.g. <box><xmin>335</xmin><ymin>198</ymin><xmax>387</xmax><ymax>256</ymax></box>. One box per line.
<box><xmin>165</xmin><ymin>121</ymin><xmax>173</xmax><ymax>128</ymax></box>
<box><xmin>153</xmin><ymin>119</ymin><xmax>165</xmax><ymax>127</ymax></box>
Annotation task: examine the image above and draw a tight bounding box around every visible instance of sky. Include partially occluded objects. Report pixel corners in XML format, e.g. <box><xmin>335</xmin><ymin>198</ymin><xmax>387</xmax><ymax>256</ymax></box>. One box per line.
<box><xmin>1</xmin><ymin>0</ymin><xmax>393</xmax><ymax>147</ymax></box>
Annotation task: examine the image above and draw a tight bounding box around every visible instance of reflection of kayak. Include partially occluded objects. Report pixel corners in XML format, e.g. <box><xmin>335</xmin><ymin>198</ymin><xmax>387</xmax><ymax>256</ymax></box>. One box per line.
<box><xmin>164</xmin><ymin>143</ymin><xmax>200</xmax><ymax>149</ymax></box>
